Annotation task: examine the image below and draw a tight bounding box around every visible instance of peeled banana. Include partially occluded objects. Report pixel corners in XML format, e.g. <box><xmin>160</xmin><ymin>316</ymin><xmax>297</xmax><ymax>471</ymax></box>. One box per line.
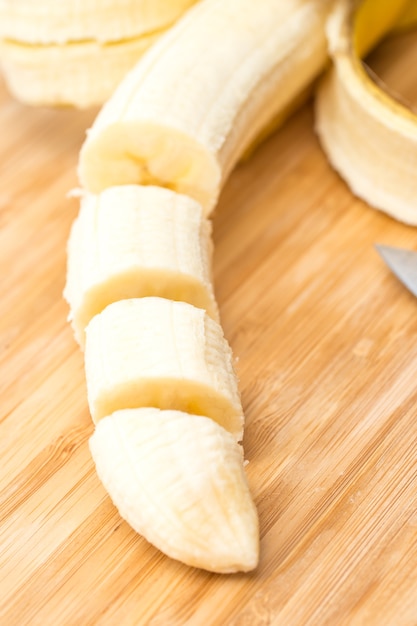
<box><xmin>79</xmin><ymin>0</ymin><xmax>332</xmax><ymax>212</ymax></box>
<box><xmin>89</xmin><ymin>408</ymin><xmax>259</xmax><ymax>573</ymax></box>
<box><xmin>62</xmin><ymin>0</ymin><xmax>334</xmax><ymax>574</ymax></box>
<box><xmin>60</xmin><ymin>0</ymin><xmax>417</xmax><ymax>575</ymax></box>
<box><xmin>84</xmin><ymin>297</ymin><xmax>244</xmax><ymax>439</ymax></box>
<box><xmin>64</xmin><ymin>185</ymin><xmax>218</xmax><ymax>346</ymax></box>
<box><xmin>0</xmin><ymin>0</ymin><xmax>198</xmax><ymax>44</ymax></box>
<box><xmin>0</xmin><ymin>0</ymin><xmax>198</xmax><ymax>107</ymax></box>
<box><xmin>0</xmin><ymin>33</ymin><xmax>161</xmax><ymax>109</ymax></box>
<box><xmin>315</xmin><ymin>0</ymin><xmax>417</xmax><ymax>224</ymax></box>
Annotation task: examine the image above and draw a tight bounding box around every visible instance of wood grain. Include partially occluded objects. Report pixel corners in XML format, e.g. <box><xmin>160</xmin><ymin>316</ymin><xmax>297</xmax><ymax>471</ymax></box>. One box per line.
<box><xmin>1</xmin><ymin>32</ymin><xmax>417</xmax><ymax>626</ymax></box>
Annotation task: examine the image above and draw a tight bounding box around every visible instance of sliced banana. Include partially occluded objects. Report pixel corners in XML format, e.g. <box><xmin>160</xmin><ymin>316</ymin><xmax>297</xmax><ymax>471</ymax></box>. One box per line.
<box><xmin>315</xmin><ymin>0</ymin><xmax>417</xmax><ymax>224</ymax></box>
<box><xmin>79</xmin><ymin>0</ymin><xmax>332</xmax><ymax>213</ymax></box>
<box><xmin>0</xmin><ymin>0</ymin><xmax>198</xmax><ymax>107</ymax></box>
<box><xmin>0</xmin><ymin>0</ymin><xmax>198</xmax><ymax>45</ymax></box>
<box><xmin>0</xmin><ymin>33</ymin><xmax>160</xmax><ymax>108</ymax></box>
<box><xmin>85</xmin><ymin>297</ymin><xmax>243</xmax><ymax>440</ymax></box>
<box><xmin>64</xmin><ymin>185</ymin><xmax>218</xmax><ymax>346</ymax></box>
<box><xmin>89</xmin><ymin>408</ymin><xmax>259</xmax><ymax>573</ymax></box>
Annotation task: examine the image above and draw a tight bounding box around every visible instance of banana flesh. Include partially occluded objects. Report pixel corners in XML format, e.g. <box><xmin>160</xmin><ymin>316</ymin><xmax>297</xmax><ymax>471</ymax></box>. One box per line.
<box><xmin>58</xmin><ymin>0</ymin><xmax>359</xmax><ymax>572</ymax></box>
<box><xmin>0</xmin><ymin>33</ymin><xmax>160</xmax><ymax>109</ymax></box>
<box><xmin>89</xmin><ymin>408</ymin><xmax>259</xmax><ymax>573</ymax></box>
<box><xmin>64</xmin><ymin>185</ymin><xmax>218</xmax><ymax>347</ymax></box>
<box><xmin>0</xmin><ymin>0</ymin><xmax>197</xmax><ymax>44</ymax></box>
<box><xmin>0</xmin><ymin>0</ymin><xmax>198</xmax><ymax>107</ymax></box>
<box><xmin>84</xmin><ymin>297</ymin><xmax>244</xmax><ymax>440</ymax></box>
<box><xmin>315</xmin><ymin>0</ymin><xmax>417</xmax><ymax>224</ymax></box>
<box><xmin>78</xmin><ymin>0</ymin><xmax>332</xmax><ymax>213</ymax></box>
<box><xmin>66</xmin><ymin>0</ymin><xmax>333</xmax><ymax>572</ymax></box>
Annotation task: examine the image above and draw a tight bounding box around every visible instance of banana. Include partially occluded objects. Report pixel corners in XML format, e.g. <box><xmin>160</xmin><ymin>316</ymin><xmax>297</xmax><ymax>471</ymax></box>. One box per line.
<box><xmin>0</xmin><ymin>33</ymin><xmax>160</xmax><ymax>109</ymax></box>
<box><xmin>0</xmin><ymin>0</ymin><xmax>198</xmax><ymax>107</ymax></box>
<box><xmin>11</xmin><ymin>0</ymin><xmax>417</xmax><ymax>575</ymax></box>
<box><xmin>84</xmin><ymin>297</ymin><xmax>244</xmax><ymax>440</ymax></box>
<box><xmin>315</xmin><ymin>0</ymin><xmax>417</xmax><ymax>225</ymax></box>
<box><xmin>72</xmin><ymin>0</ymin><xmax>332</xmax><ymax>572</ymax></box>
<box><xmin>78</xmin><ymin>0</ymin><xmax>332</xmax><ymax>213</ymax></box>
<box><xmin>89</xmin><ymin>408</ymin><xmax>259</xmax><ymax>573</ymax></box>
<box><xmin>64</xmin><ymin>185</ymin><xmax>218</xmax><ymax>346</ymax></box>
<box><xmin>0</xmin><ymin>0</ymin><xmax>198</xmax><ymax>44</ymax></box>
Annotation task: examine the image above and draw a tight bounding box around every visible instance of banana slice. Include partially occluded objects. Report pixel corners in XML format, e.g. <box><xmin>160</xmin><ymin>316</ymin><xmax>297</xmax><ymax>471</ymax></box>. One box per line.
<box><xmin>315</xmin><ymin>0</ymin><xmax>417</xmax><ymax>224</ymax></box>
<box><xmin>0</xmin><ymin>0</ymin><xmax>199</xmax><ymax>107</ymax></box>
<box><xmin>89</xmin><ymin>408</ymin><xmax>259</xmax><ymax>573</ymax></box>
<box><xmin>78</xmin><ymin>0</ymin><xmax>332</xmax><ymax>213</ymax></box>
<box><xmin>0</xmin><ymin>0</ymin><xmax>198</xmax><ymax>45</ymax></box>
<box><xmin>85</xmin><ymin>298</ymin><xmax>243</xmax><ymax>439</ymax></box>
<box><xmin>0</xmin><ymin>33</ymin><xmax>160</xmax><ymax>108</ymax></box>
<box><xmin>64</xmin><ymin>185</ymin><xmax>218</xmax><ymax>346</ymax></box>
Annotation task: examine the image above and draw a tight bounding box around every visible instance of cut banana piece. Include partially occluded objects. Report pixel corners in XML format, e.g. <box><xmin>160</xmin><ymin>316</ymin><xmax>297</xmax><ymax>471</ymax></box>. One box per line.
<box><xmin>0</xmin><ymin>33</ymin><xmax>160</xmax><ymax>109</ymax></box>
<box><xmin>78</xmin><ymin>0</ymin><xmax>332</xmax><ymax>213</ymax></box>
<box><xmin>315</xmin><ymin>0</ymin><xmax>417</xmax><ymax>224</ymax></box>
<box><xmin>64</xmin><ymin>185</ymin><xmax>218</xmax><ymax>346</ymax></box>
<box><xmin>0</xmin><ymin>0</ymin><xmax>198</xmax><ymax>45</ymax></box>
<box><xmin>0</xmin><ymin>0</ymin><xmax>199</xmax><ymax>107</ymax></box>
<box><xmin>89</xmin><ymin>408</ymin><xmax>259</xmax><ymax>573</ymax></box>
<box><xmin>85</xmin><ymin>298</ymin><xmax>243</xmax><ymax>439</ymax></box>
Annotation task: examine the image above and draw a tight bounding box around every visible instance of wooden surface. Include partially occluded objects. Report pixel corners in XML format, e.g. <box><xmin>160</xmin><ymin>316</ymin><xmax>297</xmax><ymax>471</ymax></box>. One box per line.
<box><xmin>2</xmin><ymin>33</ymin><xmax>417</xmax><ymax>626</ymax></box>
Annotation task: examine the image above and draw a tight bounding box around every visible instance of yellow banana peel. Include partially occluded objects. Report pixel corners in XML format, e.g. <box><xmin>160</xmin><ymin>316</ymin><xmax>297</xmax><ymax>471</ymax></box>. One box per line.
<box><xmin>315</xmin><ymin>0</ymin><xmax>417</xmax><ymax>224</ymax></box>
<box><xmin>395</xmin><ymin>0</ymin><xmax>417</xmax><ymax>31</ymax></box>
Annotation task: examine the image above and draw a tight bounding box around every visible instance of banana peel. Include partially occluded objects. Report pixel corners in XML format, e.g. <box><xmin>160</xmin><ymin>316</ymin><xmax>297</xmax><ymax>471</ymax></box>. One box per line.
<box><xmin>315</xmin><ymin>0</ymin><xmax>417</xmax><ymax>225</ymax></box>
<box><xmin>394</xmin><ymin>0</ymin><xmax>417</xmax><ymax>31</ymax></box>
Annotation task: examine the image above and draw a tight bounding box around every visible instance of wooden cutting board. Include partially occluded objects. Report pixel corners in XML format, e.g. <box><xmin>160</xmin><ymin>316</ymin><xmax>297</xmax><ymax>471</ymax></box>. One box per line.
<box><xmin>2</xmin><ymin>32</ymin><xmax>417</xmax><ymax>626</ymax></box>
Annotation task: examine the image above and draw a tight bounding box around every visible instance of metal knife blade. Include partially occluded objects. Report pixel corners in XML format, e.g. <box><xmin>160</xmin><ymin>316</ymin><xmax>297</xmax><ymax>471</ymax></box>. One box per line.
<box><xmin>375</xmin><ymin>244</ymin><xmax>417</xmax><ymax>298</ymax></box>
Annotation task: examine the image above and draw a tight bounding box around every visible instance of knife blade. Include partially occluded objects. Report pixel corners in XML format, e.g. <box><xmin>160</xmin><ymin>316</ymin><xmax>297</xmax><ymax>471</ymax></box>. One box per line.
<box><xmin>375</xmin><ymin>244</ymin><xmax>417</xmax><ymax>298</ymax></box>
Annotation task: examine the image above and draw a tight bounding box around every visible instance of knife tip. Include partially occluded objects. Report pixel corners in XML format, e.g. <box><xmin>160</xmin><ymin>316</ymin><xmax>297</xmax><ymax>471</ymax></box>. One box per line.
<box><xmin>374</xmin><ymin>243</ymin><xmax>408</xmax><ymax>262</ymax></box>
<box><xmin>374</xmin><ymin>243</ymin><xmax>417</xmax><ymax>299</ymax></box>
<box><xmin>374</xmin><ymin>243</ymin><xmax>393</xmax><ymax>261</ymax></box>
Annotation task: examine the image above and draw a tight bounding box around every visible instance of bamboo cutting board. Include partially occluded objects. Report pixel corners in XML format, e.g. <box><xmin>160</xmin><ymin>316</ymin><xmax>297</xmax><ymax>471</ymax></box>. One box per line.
<box><xmin>2</xmin><ymin>32</ymin><xmax>417</xmax><ymax>626</ymax></box>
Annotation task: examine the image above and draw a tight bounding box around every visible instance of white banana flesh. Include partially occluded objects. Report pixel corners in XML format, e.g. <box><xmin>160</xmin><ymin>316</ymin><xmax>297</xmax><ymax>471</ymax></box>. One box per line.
<box><xmin>78</xmin><ymin>0</ymin><xmax>332</xmax><ymax>213</ymax></box>
<box><xmin>315</xmin><ymin>0</ymin><xmax>417</xmax><ymax>225</ymax></box>
<box><xmin>0</xmin><ymin>0</ymin><xmax>197</xmax><ymax>44</ymax></box>
<box><xmin>85</xmin><ymin>297</ymin><xmax>244</xmax><ymax>440</ymax></box>
<box><xmin>89</xmin><ymin>408</ymin><xmax>259</xmax><ymax>573</ymax></box>
<box><xmin>64</xmin><ymin>185</ymin><xmax>218</xmax><ymax>346</ymax></box>
<box><xmin>0</xmin><ymin>0</ymin><xmax>198</xmax><ymax>107</ymax></box>
<box><xmin>0</xmin><ymin>33</ymin><xmax>160</xmax><ymax>109</ymax></box>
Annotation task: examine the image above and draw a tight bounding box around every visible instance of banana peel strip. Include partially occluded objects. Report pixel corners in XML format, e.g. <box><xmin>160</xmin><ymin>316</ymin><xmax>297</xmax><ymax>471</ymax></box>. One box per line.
<box><xmin>315</xmin><ymin>0</ymin><xmax>417</xmax><ymax>225</ymax></box>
